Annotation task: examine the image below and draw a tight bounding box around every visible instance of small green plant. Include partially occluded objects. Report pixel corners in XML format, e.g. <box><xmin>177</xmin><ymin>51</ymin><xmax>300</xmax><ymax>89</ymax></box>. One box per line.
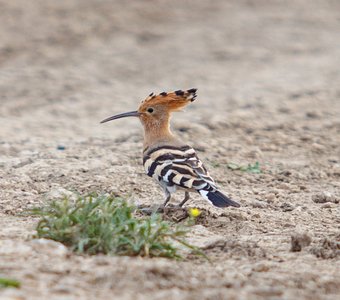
<box><xmin>209</xmin><ymin>160</ymin><xmax>221</xmax><ymax>168</ymax></box>
<box><xmin>32</xmin><ymin>194</ymin><xmax>201</xmax><ymax>259</ymax></box>
<box><xmin>0</xmin><ymin>277</ymin><xmax>21</xmax><ymax>288</ymax></box>
<box><xmin>227</xmin><ymin>161</ymin><xmax>262</xmax><ymax>174</ymax></box>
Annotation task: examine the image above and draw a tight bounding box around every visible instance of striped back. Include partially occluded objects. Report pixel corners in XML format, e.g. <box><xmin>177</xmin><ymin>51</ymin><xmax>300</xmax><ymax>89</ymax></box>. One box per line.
<box><xmin>143</xmin><ymin>144</ymin><xmax>217</xmax><ymax>192</ymax></box>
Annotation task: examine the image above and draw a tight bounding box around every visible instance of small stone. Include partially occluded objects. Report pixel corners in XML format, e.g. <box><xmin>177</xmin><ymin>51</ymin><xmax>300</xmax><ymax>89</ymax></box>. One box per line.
<box><xmin>265</xmin><ymin>193</ymin><xmax>276</xmax><ymax>202</ymax></box>
<box><xmin>251</xmin><ymin>200</ymin><xmax>267</xmax><ymax>208</ymax></box>
<box><xmin>277</xmin><ymin>183</ymin><xmax>291</xmax><ymax>190</ymax></box>
<box><xmin>30</xmin><ymin>239</ymin><xmax>68</xmax><ymax>257</ymax></box>
<box><xmin>306</xmin><ymin>111</ymin><xmax>320</xmax><ymax>119</ymax></box>
<box><xmin>252</xmin><ymin>188</ymin><xmax>260</xmax><ymax>195</ymax></box>
<box><xmin>312</xmin><ymin>143</ymin><xmax>326</xmax><ymax>152</ymax></box>
<box><xmin>280</xmin><ymin>170</ymin><xmax>292</xmax><ymax>177</ymax></box>
<box><xmin>331</xmin><ymin>164</ymin><xmax>340</xmax><ymax>176</ymax></box>
<box><xmin>252</xmin><ymin>262</ymin><xmax>271</xmax><ymax>272</ymax></box>
<box><xmin>280</xmin><ymin>202</ymin><xmax>295</xmax><ymax>212</ymax></box>
<box><xmin>193</xmin><ymin>141</ymin><xmax>209</xmax><ymax>152</ymax></box>
<box><xmin>310</xmin><ymin>238</ymin><xmax>340</xmax><ymax>259</ymax></box>
<box><xmin>45</xmin><ymin>187</ymin><xmax>77</xmax><ymax>201</ymax></box>
<box><xmin>312</xmin><ymin>192</ymin><xmax>337</xmax><ymax>204</ymax></box>
<box><xmin>51</xmin><ymin>284</ymin><xmax>72</xmax><ymax>294</ymax></box>
<box><xmin>293</xmin><ymin>206</ymin><xmax>304</xmax><ymax>213</ymax></box>
<box><xmin>291</xmin><ymin>232</ymin><xmax>312</xmax><ymax>252</ymax></box>
<box><xmin>328</xmin><ymin>157</ymin><xmax>338</xmax><ymax>164</ymax></box>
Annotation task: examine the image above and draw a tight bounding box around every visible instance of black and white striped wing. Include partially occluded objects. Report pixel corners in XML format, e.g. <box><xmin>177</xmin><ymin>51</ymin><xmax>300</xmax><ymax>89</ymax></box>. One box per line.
<box><xmin>143</xmin><ymin>145</ymin><xmax>217</xmax><ymax>192</ymax></box>
<box><xmin>143</xmin><ymin>145</ymin><xmax>241</xmax><ymax>208</ymax></box>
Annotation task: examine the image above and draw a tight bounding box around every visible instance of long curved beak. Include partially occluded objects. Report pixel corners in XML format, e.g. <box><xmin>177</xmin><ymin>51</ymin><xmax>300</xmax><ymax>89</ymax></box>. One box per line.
<box><xmin>100</xmin><ymin>111</ymin><xmax>140</xmax><ymax>124</ymax></box>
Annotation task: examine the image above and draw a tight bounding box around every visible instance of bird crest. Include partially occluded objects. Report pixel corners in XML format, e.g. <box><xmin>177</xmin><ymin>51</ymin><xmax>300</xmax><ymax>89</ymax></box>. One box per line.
<box><xmin>139</xmin><ymin>88</ymin><xmax>197</xmax><ymax>112</ymax></box>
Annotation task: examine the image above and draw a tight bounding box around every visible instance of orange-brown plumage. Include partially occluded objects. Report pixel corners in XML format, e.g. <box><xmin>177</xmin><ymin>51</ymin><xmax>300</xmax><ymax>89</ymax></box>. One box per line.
<box><xmin>137</xmin><ymin>89</ymin><xmax>196</xmax><ymax>148</ymax></box>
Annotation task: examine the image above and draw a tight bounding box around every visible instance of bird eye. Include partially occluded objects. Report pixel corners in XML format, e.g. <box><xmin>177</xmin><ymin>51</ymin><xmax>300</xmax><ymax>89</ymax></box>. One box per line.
<box><xmin>147</xmin><ymin>107</ymin><xmax>154</xmax><ymax>113</ymax></box>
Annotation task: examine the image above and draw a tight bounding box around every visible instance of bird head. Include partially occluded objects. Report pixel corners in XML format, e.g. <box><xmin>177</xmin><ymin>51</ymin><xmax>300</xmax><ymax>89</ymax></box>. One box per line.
<box><xmin>100</xmin><ymin>89</ymin><xmax>197</xmax><ymax>127</ymax></box>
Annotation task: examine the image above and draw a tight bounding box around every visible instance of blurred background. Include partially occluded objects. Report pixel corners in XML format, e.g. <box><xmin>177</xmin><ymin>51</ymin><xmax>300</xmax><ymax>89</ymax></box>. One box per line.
<box><xmin>1</xmin><ymin>0</ymin><xmax>339</xmax><ymax>145</ymax></box>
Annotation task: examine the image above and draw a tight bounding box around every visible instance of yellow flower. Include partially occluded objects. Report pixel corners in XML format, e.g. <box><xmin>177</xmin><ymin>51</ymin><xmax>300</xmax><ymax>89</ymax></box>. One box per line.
<box><xmin>189</xmin><ymin>208</ymin><xmax>201</xmax><ymax>218</ymax></box>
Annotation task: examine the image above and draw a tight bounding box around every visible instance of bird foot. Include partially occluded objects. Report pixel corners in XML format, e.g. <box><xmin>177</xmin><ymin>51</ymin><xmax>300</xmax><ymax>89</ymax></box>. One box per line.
<box><xmin>137</xmin><ymin>204</ymin><xmax>184</xmax><ymax>215</ymax></box>
<box><xmin>137</xmin><ymin>205</ymin><xmax>188</xmax><ymax>222</ymax></box>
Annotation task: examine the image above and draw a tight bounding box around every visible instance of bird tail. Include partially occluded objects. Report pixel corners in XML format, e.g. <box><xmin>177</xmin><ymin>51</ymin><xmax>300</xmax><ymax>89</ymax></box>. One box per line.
<box><xmin>199</xmin><ymin>190</ymin><xmax>240</xmax><ymax>208</ymax></box>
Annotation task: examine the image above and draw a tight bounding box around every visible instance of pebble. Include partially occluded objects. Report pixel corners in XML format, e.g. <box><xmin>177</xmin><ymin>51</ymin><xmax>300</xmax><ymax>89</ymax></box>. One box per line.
<box><xmin>252</xmin><ymin>262</ymin><xmax>271</xmax><ymax>272</ymax></box>
<box><xmin>277</xmin><ymin>183</ymin><xmax>291</xmax><ymax>190</ymax></box>
<box><xmin>290</xmin><ymin>232</ymin><xmax>312</xmax><ymax>252</ymax></box>
<box><xmin>45</xmin><ymin>187</ymin><xmax>77</xmax><ymax>201</ymax></box>
<box><xmin>30</xmin><ymin>239</ymin><xmax>68</xmax><ymax>257</ymax></box>
<box><xmin>51</xmin><ymin>284</ymin><xmax>73</xmax><ymax>294</ymax></box>
<box><xmin>306</xmin><ymin>111</ymin><xmax>320</xmax><ymax>119</ymax></box>
<box><xmin>312</xmin><ymin>191</ymin><xmax>338</xmax><ymax>204</ymax></box>
<box><xmin>193</xmin><ymin>141</ymin><xmax>209</xmax><ymax>152</ymax></box>
<box><xmin>293</xmin><ymin>206</ymin><xmax>304</xmax><ymax>213</ymax></box>
<box><xmin>251</xmin><ymin>200</ymin><xmax>267</xmax><ymax>209</ymax></box>
<box><xmin>280</xmin><ymin>202</ymin><xmax>295</xmax><ymax>212</ymax></box>
<box><xmin>246</xmin><ymin>149</ymin><xmax>263</xmax><ymax>159</ymax></box>
<box><xmin>265</xmin><ymin>193</ymin><xmax>276</xmax><ymax>202</ymax></box>
<box><xmin>312</xmin><ymin>143</ymin><xmax>326</xmax><ymax>152</ymax></box>
<box><xmin>331</xmin><ymin>164</ymin><xmax>340</xmax><ymax>176</ymax></box>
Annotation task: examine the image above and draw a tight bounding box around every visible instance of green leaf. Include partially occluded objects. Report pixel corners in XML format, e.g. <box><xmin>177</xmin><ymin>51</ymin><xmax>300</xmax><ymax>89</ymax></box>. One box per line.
<box><xmin>0</xmin><ymin>278</ymin><xmax>21</xmax><ymax>288</ymax></box>
<box><xmin>227</xmin><ymin>161</ymin><xmax>262</xmax><ymax>174</ymax></box>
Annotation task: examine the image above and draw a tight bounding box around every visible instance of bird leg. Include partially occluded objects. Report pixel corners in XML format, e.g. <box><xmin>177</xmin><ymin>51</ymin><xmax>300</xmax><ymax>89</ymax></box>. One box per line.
<box><xmin>178</xmin><ymin>192</ymin><xmax>190</xmax><ymax>207</ymax></box>
<box><xmin>155</xmin><ymin>190</ymin><xmax>171</xmax><ymax>213</ymax></box>
<box><xmin>161</xmin><ymin>190</ymin><xmax>171</xmax><ymax>208</ymax></box>
<box><xmin>145</xmin><ymin>190</ymin><xmax>171</xmax><ymax>214</ymax></box>
<box><xmin>138</xmin><ymin>190</ymin><xmax>171</xmax><ymax>215</ymax></box>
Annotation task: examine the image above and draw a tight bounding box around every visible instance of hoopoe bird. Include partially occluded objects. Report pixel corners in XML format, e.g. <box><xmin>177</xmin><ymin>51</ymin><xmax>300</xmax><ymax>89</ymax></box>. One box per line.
<box><xmin>101</xmin><ymin>89</ymin><xmax>240</xmax><ymax>208</ymax></box>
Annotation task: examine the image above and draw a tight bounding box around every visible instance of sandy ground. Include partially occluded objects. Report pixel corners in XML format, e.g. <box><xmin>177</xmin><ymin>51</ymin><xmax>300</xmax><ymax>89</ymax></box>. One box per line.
<box><xmin>1</xmin><ymin>0</ymin><xmax>340</xmax><ymax>299</ymax></box>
